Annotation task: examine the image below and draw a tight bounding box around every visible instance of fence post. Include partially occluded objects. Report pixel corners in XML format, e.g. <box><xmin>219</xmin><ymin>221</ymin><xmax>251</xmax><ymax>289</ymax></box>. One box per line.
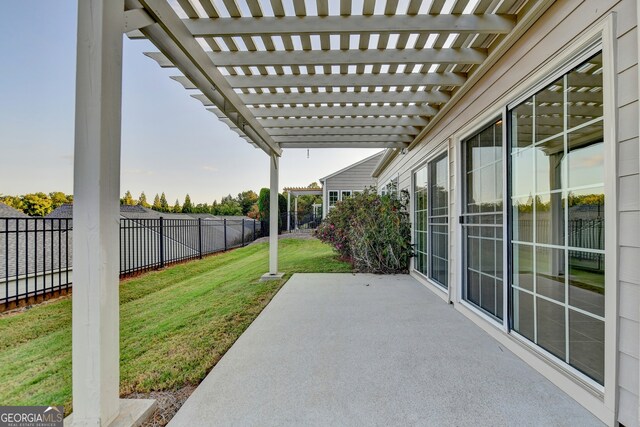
<box><xmin>198</xmin><ymin>218</ymin><xmax>203</xmax><ymax>259</ymax></box>
<box><xmin>242</xmin><ymin>220</ymin><xmax>245</xmax><ymax>246</ymax></box>
<box><xmin>224</xmin><ymin>219</ymin><xmax>227</xmax><ymax>251</ymax></box>
<box><xmin>253</xmin><ymin>220</ymin><xmax>256</xmax><ymax>241</ymax></box>
<box><xmin>159</xmin><ymin>217</ymin><xmax>165</xmax><ymax>268</ymax></box>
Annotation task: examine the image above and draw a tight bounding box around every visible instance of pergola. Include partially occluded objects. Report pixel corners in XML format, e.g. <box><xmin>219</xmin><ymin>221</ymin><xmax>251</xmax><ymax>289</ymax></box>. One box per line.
<box><xmin>283</xmin><ymin>187</ymin><xmax>324</xmax><ymax>230</ymax></box>
<box><xmin>72</xmin><ymin>0</ymin><xmax>551</xmax><ymax>424</ymax></box>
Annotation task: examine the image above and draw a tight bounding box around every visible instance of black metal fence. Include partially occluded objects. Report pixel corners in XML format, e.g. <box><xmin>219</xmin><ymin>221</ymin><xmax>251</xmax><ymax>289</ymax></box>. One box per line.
<box><xmin>0</xmin><ymin>217</ymin><xmax>262</xmax><ymax>307</ymax></box>
<box><xmin>0</xmin><ymin>218</ymin><xmax>72</xmax><ymax>307</ymax></box>
<box><xmin>284</xmin><ymin>212</ymin><xmax>322</xmax><ymax>231</ymax></box>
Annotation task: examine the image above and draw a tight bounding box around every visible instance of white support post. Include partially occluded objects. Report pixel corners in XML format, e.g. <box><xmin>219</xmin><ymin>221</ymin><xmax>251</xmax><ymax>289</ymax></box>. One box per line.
<box><xmin>72</xmin><ymin>0</ymin><xmax>123</xmax><ymax>424</ymax></box>
<box><xmin>294</xmin><ymin>196</ymin><xmax>298</xmax><ymax>230</ymax></box>
<box><xmin>287</xmin><ymin>191</ymin><xmax>291</xmax><ymax>232</ymax></box>
<box><xmin>269</xmin><ymin>153</ymin><xmax>280</xmax><ymax>275</ymax></box>
<box><xmin>70</xmin><ymin>1</ymin><xmax>154</xmax><ymax>425</ymax></box>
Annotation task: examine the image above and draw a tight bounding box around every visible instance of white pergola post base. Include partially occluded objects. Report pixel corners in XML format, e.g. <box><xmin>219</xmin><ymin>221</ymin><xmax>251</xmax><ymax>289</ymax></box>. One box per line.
<box><xmin>64</xmin><ymin>400</ymin><xmax>156</xmax><ymax>427</ymax></box>
<box><xmin>262</xmin><ymin>153</ymin><xmax>283</xmax><ymax>281</ymax></box>
<box><xmin>71</xmin><ymin>0</ymin><xmax>154</xmax><ymax>425</ymax></box>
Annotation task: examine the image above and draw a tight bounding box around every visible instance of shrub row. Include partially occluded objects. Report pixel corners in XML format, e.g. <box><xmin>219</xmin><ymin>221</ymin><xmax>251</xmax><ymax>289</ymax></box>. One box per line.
<box><xmin>315</xmin><ymin>188</ymin><xmax>412</xmax><ymax>273</ymax></box>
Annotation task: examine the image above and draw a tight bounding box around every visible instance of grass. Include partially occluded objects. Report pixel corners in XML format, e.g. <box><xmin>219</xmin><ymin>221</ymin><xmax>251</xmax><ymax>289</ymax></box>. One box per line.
<box><xmin>0</xmin><ymin>238</ymin><xmax>351</xmax><ymax>414</ymax></box>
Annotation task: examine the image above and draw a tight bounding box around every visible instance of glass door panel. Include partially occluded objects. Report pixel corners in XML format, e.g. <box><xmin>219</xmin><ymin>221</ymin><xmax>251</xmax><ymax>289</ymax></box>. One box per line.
<box><xmin>462</xmin><ymin>120</ymin><xmax>504</xmax><ymax>320</ymax></box>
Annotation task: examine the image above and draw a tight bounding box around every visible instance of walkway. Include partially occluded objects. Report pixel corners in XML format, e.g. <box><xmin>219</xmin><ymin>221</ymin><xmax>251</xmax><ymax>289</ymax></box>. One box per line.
<box><xmin>169</xmin><ymin>273</ymin><xmax>602</xmax><ymax>426</ymax></box>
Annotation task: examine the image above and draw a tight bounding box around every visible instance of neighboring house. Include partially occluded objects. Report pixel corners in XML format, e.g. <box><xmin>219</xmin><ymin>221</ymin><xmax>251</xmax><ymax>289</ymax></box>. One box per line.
<box><xmin>0</xmin><ymin>201</ymin><xmax>29</xmax><ymax>218</ymax></box>
<box><xmin>319</xmin><ymin>151</ymin><xmax>383</xmax><ymax>217</ymax></box>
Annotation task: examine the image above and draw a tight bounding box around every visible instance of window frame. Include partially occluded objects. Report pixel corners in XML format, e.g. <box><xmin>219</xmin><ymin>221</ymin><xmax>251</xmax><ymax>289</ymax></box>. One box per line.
<box><xmin>328</xmin><ymin>190</ymin><xmax>339</xmax><ymax>209</ymax></box>
<box><xmin>450</xmin><ymin>16</ymin><xmax>617</xmax><ymax>415</ymax></box>
<box><xmin>506</xmin><ymin>48</ymin><xmax>610</xmax><ymax>391</ymax></box>
<box><xmin>459</xmin><ymin>118</ymin><xmax>506</xmax><ymax>322</ymax></box>
<box><xmin>410</xmin><ymin>143</ymin><xmax>450</xmax><ymax>296</ymax></box>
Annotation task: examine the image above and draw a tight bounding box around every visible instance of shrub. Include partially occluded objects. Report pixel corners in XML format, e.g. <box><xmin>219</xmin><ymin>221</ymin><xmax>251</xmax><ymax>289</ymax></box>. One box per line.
<box><xmin>257</xmin><ymin>188</ymin><xmax>288</xmax><ymax>233</ymax></box>
<box><xmin>315</xmin><ymin>188</ymin><xmax>412</xmax><ymax>273</ymax></box>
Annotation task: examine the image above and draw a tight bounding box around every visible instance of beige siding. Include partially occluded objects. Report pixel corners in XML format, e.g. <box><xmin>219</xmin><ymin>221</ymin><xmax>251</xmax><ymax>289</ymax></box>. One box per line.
<box><xmin>324</xmin><ymin>155</ymin><xmax>381</xmax><ymax>193</ymax></box>
<box><xmin>377</xmin><ymin>0</ymin><xmax>639</xmax><ymax>424</ymax></box>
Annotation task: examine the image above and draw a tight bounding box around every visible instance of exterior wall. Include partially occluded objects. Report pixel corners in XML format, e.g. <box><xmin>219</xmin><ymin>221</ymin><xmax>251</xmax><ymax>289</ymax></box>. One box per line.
<box><xmin>325</xmin><ymin>155</ymin><xmax>381</xmax><ymax>191</ymax></box>
<box><xmin>321</xmin><ymin>153</ymin><xmax>382</xmax><ymax>216</ymax></box>
<box><xmin>377</xmin><ymin>0</ymin><xmax>639</xmax><ymax>425</ymax></box>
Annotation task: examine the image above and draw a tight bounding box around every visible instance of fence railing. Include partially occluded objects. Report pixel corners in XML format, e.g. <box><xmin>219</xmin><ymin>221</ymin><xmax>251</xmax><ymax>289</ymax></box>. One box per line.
<box><xmin>0</xmin><ymin>217</ymin><xmax>262</xmax><ymax>308</ymax></box>
<box><xmin>284</xmin><ymin>212</ymin><xmax>322</xmax><ymax>231</ymax></box>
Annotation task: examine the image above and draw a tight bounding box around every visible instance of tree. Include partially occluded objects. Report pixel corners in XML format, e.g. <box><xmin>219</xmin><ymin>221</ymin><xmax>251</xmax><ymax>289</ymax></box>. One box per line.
<box><xmin>236</xmin><ymin>190</ymin><xmax>258</xmax><ymax>215</ymax></box>
<box><xmin>121</xmin><ymin>190</ymin><xmax>136</xmax><ymax>206</ymax></box>
<box><xmin>307</xmin><ymin>182</ymin><xmax>320</xmax><ymax>189</ymax></box>
<box><xmin>247</xmin><ymin>204</ymin><xmax>259</xmax><ymax>219</ymax></box>
<box><xmin>1</xmin><ymin>195</ymin><xmax>26</xmax><ymax>212</ymax></box>
<box><xmin>160</xmin><ymin>193</ymin><xmax>170</xmax><ymax>212</ymax></box>
<box><xmin>173</xmin><ymin>199</ymin><xmax>181</xmax><ymax>213</ymax></box>
<box><xmin>257</xmin><ymin>188</ymin><xmax>270</xmax><ymax>221</ymax></box>
<box><xmin>194</xmin><ymin>203</ymin><xmax>211</xmax><ymax>213</ymax></box>
<box><xmin>152</xmin><ymin>194</ymin><xmax>162</xmax><ymax>211</ymax></box>
<box><xmin>49</xmin><ymin>192</ymin><xmax>71</xmax><ymax>210</ymax></box>
<box><xmin>21</xmin><ymin>193</ymin><xmax>53</xmax><ymax>216</ymax></box>
<box><xmin>182</xmin><ymin>194</ymin><xmax>193</xmax><ymax>213</ymax></box>
<box><xmin>138</xmin><ymin>192</ymin><xmax>151</xmax><ymax>208</ymax></box>
<box><xmin>257</xmin><ymin>188</ymin><xmax>287</xmax><ymax>233</ymax></box>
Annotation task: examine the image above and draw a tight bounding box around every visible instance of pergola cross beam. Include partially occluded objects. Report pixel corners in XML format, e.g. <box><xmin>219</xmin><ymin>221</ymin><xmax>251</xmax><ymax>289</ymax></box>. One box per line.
<box><xmin>182</xmin><ymin>14</ymin><xmax>517</xmax><ymax>37</ymax></box>
<box><xmin>171</xmin><ymin>72</ymin><xmax>468</xmax><ymax>89</ymax></box>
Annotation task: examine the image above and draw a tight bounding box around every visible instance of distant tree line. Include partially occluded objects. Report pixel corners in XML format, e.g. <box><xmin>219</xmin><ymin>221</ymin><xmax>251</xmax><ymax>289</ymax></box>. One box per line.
<box><xmin>0</xmin><ymin>192</ymin><xmax>73</xmax><ymax>216</ymax></box>
<box><xmin>1</xmin><ymin>182</ymin><xmax>322</xmax><ymax>219</ymax></box>
<box><xmin>119</xmin><ymin>190</ymin><xmax>260</xmax><ymax>217</ymax></box>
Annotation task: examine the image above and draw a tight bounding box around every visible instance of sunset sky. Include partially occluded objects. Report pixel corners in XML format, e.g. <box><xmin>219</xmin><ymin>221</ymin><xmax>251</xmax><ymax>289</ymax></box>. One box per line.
<box><xmin>0</xmin><ymin>1</ymin><xmax>382</xmax><ymax>204</ymax></box>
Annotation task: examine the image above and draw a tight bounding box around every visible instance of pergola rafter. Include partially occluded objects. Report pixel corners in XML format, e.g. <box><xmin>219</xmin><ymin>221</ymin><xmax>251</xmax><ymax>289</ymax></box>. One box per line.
<box><xmin>147</xmin><ymin>48</ymin><xmax>487</xmax><ymax>67</ymax></box>
<box><xmin>182</xmin><ymin>14</ymin><xmax>517</xmax><ymax>37</ymax></box>
<box><xmin>245</xmin><ymin>105</ymin><xmax>439</xmax><ymax>118</ymax></box>
<box><xmin>191</xmin><ymin>90</ymin><xmax>450</xmax><ymax>106</ymax></box>
<box><xmin>128</xmin><ymin>0</ymin><xmax>543</xmax><ymax>153</ymax></box>
<box><xmin>171</xmin><ymin>72</ymin><xmax>467</xmax><ymax>89</ymax></box>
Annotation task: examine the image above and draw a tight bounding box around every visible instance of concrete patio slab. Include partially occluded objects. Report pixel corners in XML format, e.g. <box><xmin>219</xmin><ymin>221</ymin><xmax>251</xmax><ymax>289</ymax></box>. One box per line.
<box><xmin>169</xmin><ymin>273</ymin><xmax>603</xmax><ymax>427</ymax></box>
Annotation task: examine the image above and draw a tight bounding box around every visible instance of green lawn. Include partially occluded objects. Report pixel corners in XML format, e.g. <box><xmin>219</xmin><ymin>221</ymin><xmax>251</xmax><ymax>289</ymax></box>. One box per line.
<box><xmin>0</xmin><ymin>238</ymin><xmax>351</xmax><ymax>414</ymax></box>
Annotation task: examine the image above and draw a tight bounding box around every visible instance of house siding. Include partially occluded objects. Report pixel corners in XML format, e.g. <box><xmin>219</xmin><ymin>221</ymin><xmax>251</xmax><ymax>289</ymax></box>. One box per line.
<box><xmin>321</xmin><ymin>153</ymin><xmax>382</xmax><ymax>216</ymax></box>
<box><xmin>324</xmin><ymin>155</ymin><xmax>381</xmax><ymax>191</ymax></box>
<box><xmin>377</xmin><ymin>0</ymin><xmax>639</xmax><ymax>424</ymax></box>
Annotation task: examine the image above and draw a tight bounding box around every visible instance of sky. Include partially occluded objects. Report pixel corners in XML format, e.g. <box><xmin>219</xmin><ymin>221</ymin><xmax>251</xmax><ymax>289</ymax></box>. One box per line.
<box><xmin>0</xmin><ymin>1</ymin><xmax>381</xmax><ymax>204</ymax></box>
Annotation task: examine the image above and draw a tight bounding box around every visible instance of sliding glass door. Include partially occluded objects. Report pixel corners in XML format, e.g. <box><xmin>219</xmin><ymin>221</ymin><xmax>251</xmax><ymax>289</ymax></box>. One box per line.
<box><xmin>461</xmin><ymin>120</ymin><xmax>504</xmax><ymax>320</ymax></box>
<box><xmin>414</xmin><ymin>153</ymin><xmax>448</xmax><ymax>288</ymax></box>
<box><xmin>509</xmin><ymin>52</ymin><xmax>605</xmax><ymax>385</ymax></box>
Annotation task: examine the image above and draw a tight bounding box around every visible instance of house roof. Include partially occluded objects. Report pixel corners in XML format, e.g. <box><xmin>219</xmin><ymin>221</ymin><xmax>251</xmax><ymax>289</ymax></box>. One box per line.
<box><xmin>126</xmin><ymin>0</ymin><xmax>551</xmax><ymax>156</ymax></box>
<box><xmin>0</xmin><ymin>202</ymin><xmax>29</xmax><ymax>218</ymax></box>
<box><xmin>46</xmin><ymin>203</ymin><xmax>74</xmax><ymax>218</ymax></box>
<box><xmin>320</xmin><ymin>151</ymin><xmax>384</xmax><ymax>182</ymax></box>
<box><xmin>46</xmin><ymin>203</ymin><xmax>255</xmax><ymax>221</ymax></box>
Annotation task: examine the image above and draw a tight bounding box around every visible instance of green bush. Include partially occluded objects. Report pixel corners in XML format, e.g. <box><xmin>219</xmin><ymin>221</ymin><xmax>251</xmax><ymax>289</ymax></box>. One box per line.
<box><xmin>257</xmin><ymin>188</ymin><xmax>287</xmax><ymax>233</ymax></box>
<box><xmin>315</xmin><ymin>188</ymin><xmax>412</xmax><ymax>273</ymax></box>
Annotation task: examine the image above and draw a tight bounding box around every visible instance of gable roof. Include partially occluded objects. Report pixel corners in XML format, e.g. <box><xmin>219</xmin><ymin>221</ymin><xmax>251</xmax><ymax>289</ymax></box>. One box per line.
<box><xmin>0</xmin><ymin>202</ymin><xmax>29</xmax><ymax>218</ymax></box>
<box><xmin>319</xmin><ymin>151</ymin><xmax>384</xmax><ymax>182</ymax></box>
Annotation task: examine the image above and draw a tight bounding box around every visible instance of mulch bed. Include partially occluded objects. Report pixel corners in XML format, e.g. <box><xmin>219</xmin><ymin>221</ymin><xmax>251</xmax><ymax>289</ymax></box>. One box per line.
<box><xmin>126</xmin><ymin>385</ymin><xmax>197</xmax><ymax>426</ymax></box>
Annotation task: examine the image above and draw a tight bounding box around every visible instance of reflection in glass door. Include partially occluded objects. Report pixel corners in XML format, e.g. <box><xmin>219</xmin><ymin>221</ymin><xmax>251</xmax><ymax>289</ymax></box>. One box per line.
<box><xmin>509</xmin><ymin>52</ymin><xmax>605</xmax><ymax>385</ymax></box>
<box><xmin>461</xmin><ymin>120</ymin><xmax>504</xmax><ymax>320</ymax></box>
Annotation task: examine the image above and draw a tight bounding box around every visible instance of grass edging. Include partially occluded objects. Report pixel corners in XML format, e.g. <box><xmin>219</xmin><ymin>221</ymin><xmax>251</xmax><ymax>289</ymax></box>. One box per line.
<box><xmin>0</xmin><ymin>238</ymin><xmax>351</xmax><ymax>422</ymax></box>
